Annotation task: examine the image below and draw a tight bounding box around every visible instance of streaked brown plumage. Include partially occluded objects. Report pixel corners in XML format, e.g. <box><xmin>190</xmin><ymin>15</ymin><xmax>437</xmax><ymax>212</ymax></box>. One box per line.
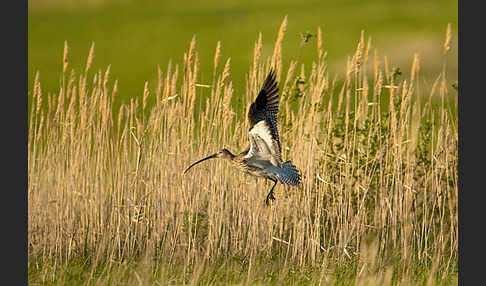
<box><xmin>184</xmin><ymin>69</ymin><xmax>301</xmax><ymax>205</ymax></box>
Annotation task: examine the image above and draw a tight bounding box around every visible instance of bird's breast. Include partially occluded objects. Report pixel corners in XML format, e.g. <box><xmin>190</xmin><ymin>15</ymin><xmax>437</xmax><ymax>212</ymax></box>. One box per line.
<box><xmin>231</xmin><ymin>154</ymin><xmax>278</xmax><ymax>178</ymax></box>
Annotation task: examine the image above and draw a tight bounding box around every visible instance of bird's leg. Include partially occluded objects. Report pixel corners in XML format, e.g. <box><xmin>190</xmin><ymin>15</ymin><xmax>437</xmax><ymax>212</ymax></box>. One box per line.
<box><xmin>265</xmin><ymin>179</ymin><xmax>278</xmax><ymax>206</ymax></box>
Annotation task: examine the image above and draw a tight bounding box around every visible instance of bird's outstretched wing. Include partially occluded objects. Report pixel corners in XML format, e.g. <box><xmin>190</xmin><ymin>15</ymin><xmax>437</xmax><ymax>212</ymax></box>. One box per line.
<box><xmin>246</xmin><ymin>69</ymin><xmax>282</xmax><ymax>166</ymax></box>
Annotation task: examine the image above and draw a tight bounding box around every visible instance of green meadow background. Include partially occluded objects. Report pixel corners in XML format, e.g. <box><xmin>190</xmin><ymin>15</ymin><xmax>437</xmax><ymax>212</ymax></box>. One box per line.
<box><xmin>28</xmin><ymin>0</ymin><xmax>457</xmax><ymax>106</ymax></box>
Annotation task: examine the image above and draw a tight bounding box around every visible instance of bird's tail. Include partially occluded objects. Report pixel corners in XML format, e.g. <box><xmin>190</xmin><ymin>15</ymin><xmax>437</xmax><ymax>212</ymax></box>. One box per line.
<box><xmin>278</xmin><ymin>161</ymin><xmax>301</xmax><ymax>186</ymax></box>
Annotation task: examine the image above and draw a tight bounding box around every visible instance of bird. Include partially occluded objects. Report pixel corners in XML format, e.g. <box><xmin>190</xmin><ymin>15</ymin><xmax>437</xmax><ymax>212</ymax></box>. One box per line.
<box><xmin>183</xmin><ymin>69</ymin><xmax>301</xmax><ymax>205</ymax></box>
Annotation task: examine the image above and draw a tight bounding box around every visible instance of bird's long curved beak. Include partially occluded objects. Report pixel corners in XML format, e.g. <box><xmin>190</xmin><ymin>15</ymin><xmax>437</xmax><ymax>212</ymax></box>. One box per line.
<box><xmin>183</xmin><ymin>153</ymin><xmax>218</xmax><ymax>174</ymax></box>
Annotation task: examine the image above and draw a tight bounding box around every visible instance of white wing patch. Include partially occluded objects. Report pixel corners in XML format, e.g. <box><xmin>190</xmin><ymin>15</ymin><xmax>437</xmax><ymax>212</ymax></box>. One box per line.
<box><xmin>250</xmin><ymin>121</ymin><xmax>274</xmax><ymax>151</ymax></box>
<box><xmin>245</xmin><ymin>120</ymin><xmax>280</xmax><ymax>166</ymax></box>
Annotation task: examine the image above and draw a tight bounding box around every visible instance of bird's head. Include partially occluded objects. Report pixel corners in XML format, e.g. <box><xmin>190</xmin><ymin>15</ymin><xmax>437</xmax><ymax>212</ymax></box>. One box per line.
<box><xmin>216</xmin><ymin>148</ymin><xmax>234</xmax><ymax>159</ymax></box>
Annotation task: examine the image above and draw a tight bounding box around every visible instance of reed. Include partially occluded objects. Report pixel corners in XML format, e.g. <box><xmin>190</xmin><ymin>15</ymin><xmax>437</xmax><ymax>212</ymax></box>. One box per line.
<box><xmin>28</xmin><ymin>19</ymin><xmax>457</xmax><ymax>284</ymax></box>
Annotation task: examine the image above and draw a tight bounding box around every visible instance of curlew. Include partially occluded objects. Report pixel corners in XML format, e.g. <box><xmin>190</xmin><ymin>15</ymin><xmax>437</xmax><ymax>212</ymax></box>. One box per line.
<box><xmin>184</xmin><ymin>69</ymin><xmax>301</xmax><ymax>205</ymax></box>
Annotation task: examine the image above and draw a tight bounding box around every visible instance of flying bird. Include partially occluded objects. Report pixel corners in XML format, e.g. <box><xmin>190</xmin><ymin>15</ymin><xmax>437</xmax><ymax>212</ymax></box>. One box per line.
<box><xmin>184</xmin><ymin>69</ymin><xmax>301</xmax><ymax>205</ymax></box>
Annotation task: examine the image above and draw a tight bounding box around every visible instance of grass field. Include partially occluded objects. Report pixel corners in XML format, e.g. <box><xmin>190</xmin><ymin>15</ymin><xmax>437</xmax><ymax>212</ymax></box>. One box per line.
<box><xmin>28</xmin><ymin>16</ymin><xmax>457</xmax><ymax>284</ymax></box>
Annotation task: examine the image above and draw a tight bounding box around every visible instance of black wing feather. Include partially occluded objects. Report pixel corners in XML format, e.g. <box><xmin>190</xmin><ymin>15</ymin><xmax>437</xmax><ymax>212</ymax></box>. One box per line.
<box><xmin>247</xmin><ymin>69</ymin><xmax>281</xmax><ymax>153</ymax></box>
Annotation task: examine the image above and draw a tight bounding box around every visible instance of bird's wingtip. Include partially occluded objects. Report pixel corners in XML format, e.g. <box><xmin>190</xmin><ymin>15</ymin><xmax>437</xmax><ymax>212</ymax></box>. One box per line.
<box><xmin>269</xmin><ymin>67</ymin><xmax>276</xmax><ymax>77</ymax></box>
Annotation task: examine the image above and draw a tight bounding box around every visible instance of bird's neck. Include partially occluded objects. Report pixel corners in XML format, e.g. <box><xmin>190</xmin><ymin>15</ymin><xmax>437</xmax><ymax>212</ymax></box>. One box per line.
<box><xmin>229</xmin><ymin>148</ymin><xmax>249</xmax><ymax>164</ymax></box>
<box><xmin>239</xmin><ymin>146</ymin><xmax>250</xmax><ymax>157</ymax></box>
<box><xmin>225</xmin><ymin>150</ymin><xmax>236</xmax><ymax>160</ymax></box>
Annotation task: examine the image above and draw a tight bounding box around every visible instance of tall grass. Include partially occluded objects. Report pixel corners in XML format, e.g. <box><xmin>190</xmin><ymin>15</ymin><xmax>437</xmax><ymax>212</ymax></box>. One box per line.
<box><xmin>28</xmin><ymin>19</ymin><xmax>457</xmax><ymax>284</ymax></box>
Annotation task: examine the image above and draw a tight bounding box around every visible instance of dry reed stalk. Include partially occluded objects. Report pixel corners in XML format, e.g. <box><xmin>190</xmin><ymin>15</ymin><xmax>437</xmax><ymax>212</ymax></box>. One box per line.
<box><xmin>85</xmin><ymin>42</ymin><xmax>95</xmax><ymax>74</ymax></box>
<box><xmin>271</xmin><ymin>16</ymin><xmax>288</xmax><ymax>77</ymax></box>
<box><xmin>443</xmin><ymin>23</ymin><xmax>452</xmax><ymax>55</ymax></box>
<box><xmin>156</xmin><ymin>65</ymin><xmax>163</xmax><ymax>103</ymax></box>
<box><xmin>213</xmin><ymin>40</ymin><xmax>221</xmax><ymax>77</ymax></box>
<box><xmin>142</xmin><ymin>81</ymin><xmax>149</xmax><ymax>112</ymax></box>
<box><xmin>62</xmin><ymin>40</ymin><xmax>68</xmax><ymax>74</ymax></box>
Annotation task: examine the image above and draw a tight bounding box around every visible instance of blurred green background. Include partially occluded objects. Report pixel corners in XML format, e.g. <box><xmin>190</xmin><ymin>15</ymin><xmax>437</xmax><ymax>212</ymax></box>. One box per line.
<box><xmin>28</xmin><ymin>0</ymin><xmax>457</xmax><ymax>104</ymax></box>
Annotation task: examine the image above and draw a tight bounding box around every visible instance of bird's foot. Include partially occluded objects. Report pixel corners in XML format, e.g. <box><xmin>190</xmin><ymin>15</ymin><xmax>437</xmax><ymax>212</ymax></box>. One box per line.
<box><xmin>265</xmin><ymin>191</ymin><xmax>276</xmax><ymax>206</ymax></box>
